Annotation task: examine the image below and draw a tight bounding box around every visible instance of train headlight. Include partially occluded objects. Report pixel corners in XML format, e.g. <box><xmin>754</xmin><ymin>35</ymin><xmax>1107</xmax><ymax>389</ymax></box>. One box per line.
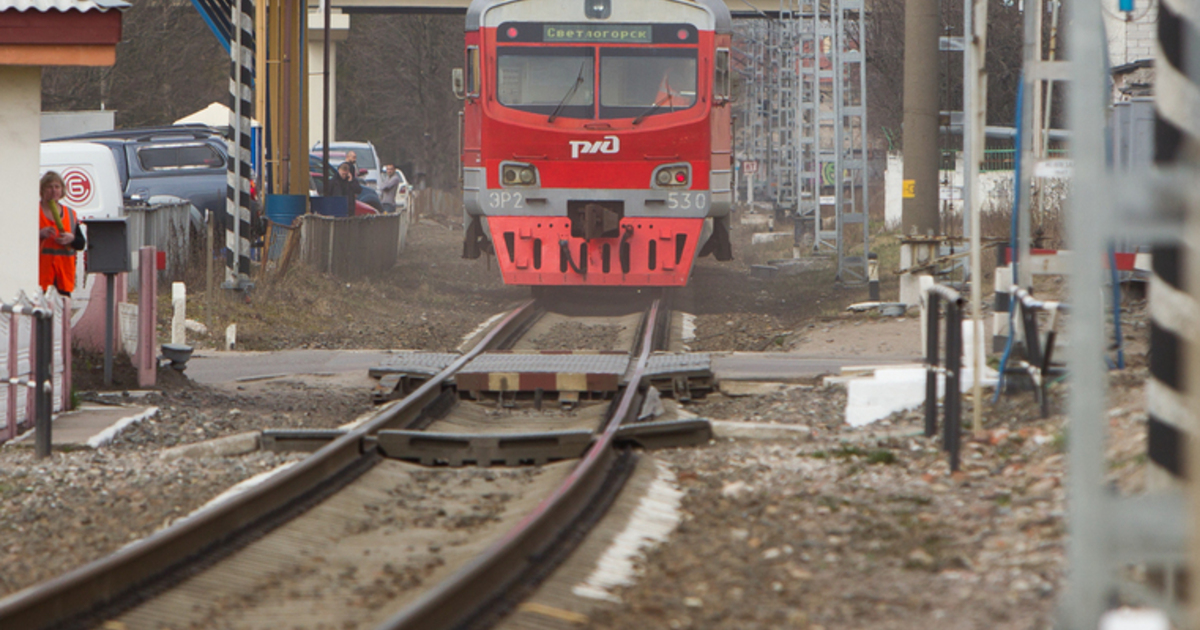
<box><xmin>652</xmin><ymin>164</ymin><xmax>691</xmax><ymax>189</ymax></box>
<box><xmin>501</xmin><ymin>162</ymin><xmax>539</xmax><ymax>187</ymax></box>
<box><xmin>585</xmin><ymin>0</ymin><xmax>611</xmax><ymax>19</ymax></box>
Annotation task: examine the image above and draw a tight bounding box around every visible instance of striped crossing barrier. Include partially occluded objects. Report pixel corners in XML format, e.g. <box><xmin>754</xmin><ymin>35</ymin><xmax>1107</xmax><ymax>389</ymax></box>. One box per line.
<box><xmin>1145</xmin><ymin>0</ymin><xmax>1194</xmax><ymax>479</ymax></box>
<box><xmin>224</xmin><ymin>0</ymin><xmax>254</xmax><ymax>288</ymax></box>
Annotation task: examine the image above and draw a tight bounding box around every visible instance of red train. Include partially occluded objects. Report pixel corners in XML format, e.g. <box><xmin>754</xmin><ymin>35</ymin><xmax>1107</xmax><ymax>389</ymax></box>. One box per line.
<box><xmin>459</xmin><ymin>0</ymin><xmax>734</xmax><ymax>287</ymax></box>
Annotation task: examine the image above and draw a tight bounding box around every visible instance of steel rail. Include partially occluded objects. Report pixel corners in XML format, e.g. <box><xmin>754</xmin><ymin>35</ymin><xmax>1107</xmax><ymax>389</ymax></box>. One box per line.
<box><xmin>378</xmin><ymin>298</ymin><xmax>665</xmax><ymax>630</ymax></box>
<box><xmin>0</xmin><ymin>300</ymin><xmax>538</xmax><ymax>630</ymax></box>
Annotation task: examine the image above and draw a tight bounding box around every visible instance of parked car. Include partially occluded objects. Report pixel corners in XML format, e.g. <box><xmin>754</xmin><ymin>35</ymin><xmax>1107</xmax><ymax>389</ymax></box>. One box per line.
<box><xmin>47</xmin><ymin>125</ymin><xmax>230</xmax><ymax>228</ymax></box>
<box><xmin>307</xmin><ymin>155</ymin><xmax>377</xmax><ymax>217</ymax></box>
<box><xmin>310</xmin><ymin>141</ymin><xmax>381</xmax><ymax>189</ymax></box>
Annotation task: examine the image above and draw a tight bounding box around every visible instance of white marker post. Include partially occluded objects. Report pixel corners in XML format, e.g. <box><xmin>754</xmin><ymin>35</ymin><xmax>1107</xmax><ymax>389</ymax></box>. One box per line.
<box><xmin>171</xmin><ymin>282</ymin><xmax>186</xmax><ymax>346</ymax></box>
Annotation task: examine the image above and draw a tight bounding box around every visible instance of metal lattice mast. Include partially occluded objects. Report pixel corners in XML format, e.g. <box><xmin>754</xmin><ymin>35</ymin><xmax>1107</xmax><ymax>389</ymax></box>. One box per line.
<box><xmin>797</xmin><ymin>1</ymin><xmax>819</xmax><ymax>242</ymax></box>
<box><xmin>813</xmin><ymin>2</ymin><xmax>834</xmax><ymax>253</ymax></box>
<box><xmin>835</xmin><ymin>0</ymin><xmax>869</xmax><ymax>283</ymax></box>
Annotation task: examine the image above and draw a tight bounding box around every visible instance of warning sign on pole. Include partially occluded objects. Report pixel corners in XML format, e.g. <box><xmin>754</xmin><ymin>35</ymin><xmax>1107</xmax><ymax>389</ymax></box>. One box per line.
<box><xmin>903</xmin><ymin>180</ymin><xmax>916</xmax><ymax>199</ymax></box>
<box><xmin>742</xmin><ymin>160</ymin><xmax>758</xmax><ymax>174</ymax></box>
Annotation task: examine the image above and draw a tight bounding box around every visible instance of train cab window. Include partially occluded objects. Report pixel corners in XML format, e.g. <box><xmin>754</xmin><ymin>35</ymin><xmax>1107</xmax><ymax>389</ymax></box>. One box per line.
<box><xmin>599</xmin><ymin>48</ymin><xmax>697</xmax><ymax>119</ymax></box>
<box><xmin>715</xmin><ymin>49</ymin><xmax>731</xmax><ymax>101</ymax></box>
<box><xmin>496</xmin><ymin>48</ymin><xmax>594</xmax><ymax>119</ymax></box>
<box><xmin>466</xmin><ymin>46</ymin><xmax>481</xmax><ymax>97</ymax></box>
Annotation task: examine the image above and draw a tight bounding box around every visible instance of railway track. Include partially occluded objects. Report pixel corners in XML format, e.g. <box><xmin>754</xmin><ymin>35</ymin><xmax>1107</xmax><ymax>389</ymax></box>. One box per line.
<box><xmin>0</xmin><ymin>293</ymin><xmax>714</xmax><ymax>630</ymax></box>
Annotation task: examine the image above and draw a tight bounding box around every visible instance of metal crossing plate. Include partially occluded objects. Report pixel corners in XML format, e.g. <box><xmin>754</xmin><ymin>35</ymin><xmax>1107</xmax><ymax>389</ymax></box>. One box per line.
<box><xmin>642</xmin><ymin>352</ymin><xmax>712</xmax><ymax>378</ymax></box>
<box><xmin>369</xmin><ymin>351</ymin><xmax>461</xmax><ymax>379</ymax></box>
<box><xmin>641</xmin><ymin>353</ymin><xmax>715</xmax><ymax>401</ymax></box>
<box><xmin>457</xmin><ymin>351</ymin><xmax>631</xmax><ymax>393</ymax></box>
<box><xmin>462</xmin><ymin>351</ymin><xmax>630</xmax><ymax>374</ymax></box>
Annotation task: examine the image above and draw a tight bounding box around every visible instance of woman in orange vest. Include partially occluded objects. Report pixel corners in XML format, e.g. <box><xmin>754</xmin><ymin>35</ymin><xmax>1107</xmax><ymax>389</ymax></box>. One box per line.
<box><xmin>38</xmin><ymin>171</ymin><xmax>87</xmax><ymax>296</ymax></box>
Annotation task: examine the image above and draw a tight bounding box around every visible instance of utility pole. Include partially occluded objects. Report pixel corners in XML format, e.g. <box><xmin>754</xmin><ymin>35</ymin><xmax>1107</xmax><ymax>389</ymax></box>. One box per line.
<box><xmin>900</xmin><ymin>0</ymin><xmax>940</xmax><ymax>237</ymax></box>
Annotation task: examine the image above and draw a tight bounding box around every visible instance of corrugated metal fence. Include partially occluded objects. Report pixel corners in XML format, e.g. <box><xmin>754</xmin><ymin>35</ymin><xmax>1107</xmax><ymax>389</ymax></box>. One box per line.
<box><xmin>125</xmin><ymin>199</ymin><xmax>193</xmax><ymax>285</ymax></box>
<box><xmin>300</xmin><ymin>213</ymin><xmax>404</xmax><ymax>279</ymax></box>
<box><xmin>412</xmin><ymin>188</ymin><xmax>462</xmax><ymax>221</ymax></box>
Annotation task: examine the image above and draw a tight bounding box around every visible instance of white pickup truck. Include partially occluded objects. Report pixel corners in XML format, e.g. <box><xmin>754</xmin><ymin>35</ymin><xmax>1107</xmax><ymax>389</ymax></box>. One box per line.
<box><xmin>40</xmin><ymin>141</ymin><xmax>124</xmax><ymax>221</ymax></box>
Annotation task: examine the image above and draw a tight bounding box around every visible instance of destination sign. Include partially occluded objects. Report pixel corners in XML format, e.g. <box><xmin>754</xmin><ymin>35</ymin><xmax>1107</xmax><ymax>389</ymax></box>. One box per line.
<box><xmin>497</xmin><ymin>23</ymin><xmax>699</xmax><ymax>44</ymax></box>
<box><xmin>544</xmin><ymin>24</ymin><xmax>652</xmax><ymax>43</ymax></box>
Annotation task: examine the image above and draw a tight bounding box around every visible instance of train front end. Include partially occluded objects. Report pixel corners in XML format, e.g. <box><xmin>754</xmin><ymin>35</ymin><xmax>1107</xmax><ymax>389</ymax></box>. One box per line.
<box><xmin>461</xmin><ymin>0</ymin><xmax>734</xmax><ymax>287</ymax></box>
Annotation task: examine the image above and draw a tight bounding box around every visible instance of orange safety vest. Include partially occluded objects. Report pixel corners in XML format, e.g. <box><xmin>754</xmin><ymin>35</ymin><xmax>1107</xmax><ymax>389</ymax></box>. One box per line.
<box><xmin>39</xmin><ymin>202</ymin><xmax>79</xmax><ymax>295</ymax></box>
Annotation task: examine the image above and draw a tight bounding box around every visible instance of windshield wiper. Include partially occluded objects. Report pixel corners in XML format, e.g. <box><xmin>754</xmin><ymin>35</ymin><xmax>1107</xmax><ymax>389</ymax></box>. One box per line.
<box><xmin>632</xmin><ymin>81</ymin><xmax>676</xmax><ymax>126</ymax></box>
<box><xmin>548</xmin><ymin>61</ymin><xmax>589</xmax><ymax>123</ymax></box>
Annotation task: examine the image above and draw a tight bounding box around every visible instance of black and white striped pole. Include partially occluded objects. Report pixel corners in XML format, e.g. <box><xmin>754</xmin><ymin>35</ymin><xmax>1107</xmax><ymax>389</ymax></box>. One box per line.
<box><xmin>867</xmin><ymin>252</ymin><xmax>879</xmax><ymax>301</ymax></box>
<box><xmin>224</xmin><ymin>0</ymin><xmax>254</xmax><ymax>290</ymax></box>
<box><xmin>1146</xmin><ymin>0</ymin><xmax>1193</xmax><ymax>482</ymax></box>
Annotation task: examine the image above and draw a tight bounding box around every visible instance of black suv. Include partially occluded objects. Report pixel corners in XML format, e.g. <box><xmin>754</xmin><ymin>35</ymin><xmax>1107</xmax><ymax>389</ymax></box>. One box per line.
<box><xmin>48</xmin><ymin>125</ymin><xmax>231</xmax><ymax>225</ymax></box>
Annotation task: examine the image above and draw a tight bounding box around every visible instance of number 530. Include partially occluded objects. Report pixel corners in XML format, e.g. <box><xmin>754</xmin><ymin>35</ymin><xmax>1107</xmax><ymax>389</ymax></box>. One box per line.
<box><xmin>667</xmin><ymin>192</ymin><xmax>707</xmax><ymax>210</ymax></box>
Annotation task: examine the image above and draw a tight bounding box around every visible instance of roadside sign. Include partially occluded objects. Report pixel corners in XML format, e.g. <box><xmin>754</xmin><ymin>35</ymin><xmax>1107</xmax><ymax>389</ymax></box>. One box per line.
<box><xmin>743</xmin><ymin>160</ymin><xmax>758</xmax><ymax>174</ymax></box>
<box><xmin>1035</xmin><ymin>159</ymin><xmax>1073</xmax><ymax>179</ymax></box>
<box><xmin>902</xmin><ymin>180</ymin><xmax>915</xmax><ymax>199</ymax></box>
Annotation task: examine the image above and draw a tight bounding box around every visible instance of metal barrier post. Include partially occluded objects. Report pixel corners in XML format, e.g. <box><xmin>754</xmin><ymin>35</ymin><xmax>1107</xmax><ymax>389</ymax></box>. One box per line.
<box><xmin>33</xmin><ymin>310</ymin><xmax>52</xmax><ymax>459</ymax></box>
<box><xmin>103</xmin><ymin>272</ymin><xmax>116</xmax><ymax>387</ymax></box>
<box><xmin>6</xmin><ymin>308</ymin><xmax>17</xmax><ymax>440</ymax></box>
<box><xmin>945</xmin><ymin>298</ymin><xmax>963</xmax><ymax>472</ymax></box>
<box><xmin>924</xmin><ymin>292</ymin><xmax>941</xmax><ymax>437</ymax></box>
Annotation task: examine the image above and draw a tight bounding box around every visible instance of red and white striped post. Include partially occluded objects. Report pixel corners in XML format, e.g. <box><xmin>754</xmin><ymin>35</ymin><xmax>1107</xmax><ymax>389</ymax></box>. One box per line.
<box><xmin>138</xmin><ymin>247</ymin><xmax>157</xmax><ymax>388</ymax></box>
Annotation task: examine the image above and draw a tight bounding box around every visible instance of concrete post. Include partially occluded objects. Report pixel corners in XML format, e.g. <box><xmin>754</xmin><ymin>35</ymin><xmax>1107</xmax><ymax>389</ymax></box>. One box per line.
<box><xmin>900</xmin><ymin>0</ymin><xmax>940</xmax><ymax>237</ymax></box>
<box><xmin>171</xmin><ymin>282</ymin><xmax>186</xmax><ymax>345</ymax></box>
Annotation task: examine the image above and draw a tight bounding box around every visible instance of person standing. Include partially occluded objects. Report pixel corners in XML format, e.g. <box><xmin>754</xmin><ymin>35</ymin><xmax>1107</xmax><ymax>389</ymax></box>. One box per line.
<box><xmin>38</xmin><ymin>171</ymin><xmax>87</xmax><ymax>296</ymax></box>
<box><xmin>327</xmin><ymin>162</ymin><xmax>362</xmax><ymax>216</ymax></box>
<box><xmin>344</xmin><ymin>150</ymin><xmax>360</xmax><ymax>180</ymax></box>
<box><xmin>378</xmin><ymin>164</ymin><xmax>401</xmax><ymax>214</ymax></box>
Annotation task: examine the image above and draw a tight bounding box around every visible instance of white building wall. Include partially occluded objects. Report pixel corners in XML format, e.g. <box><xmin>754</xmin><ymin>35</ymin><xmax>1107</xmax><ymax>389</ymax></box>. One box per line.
<box><xmin>1104</xmin><ymin>0</ymin><xmax>1159</xmax><ymax>66</ymax></box>
<box><xmin>308</xmin><ymin>10</ymin><xmax>350</xmax><ymax>148</ymax></box>
<box><xmin>0</xmin><ymin>66</ymin><xmax>43</xmax><ymax>302</ymax></box>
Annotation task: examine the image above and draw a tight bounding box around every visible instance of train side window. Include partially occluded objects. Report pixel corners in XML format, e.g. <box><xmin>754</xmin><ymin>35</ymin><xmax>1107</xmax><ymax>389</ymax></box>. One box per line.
<box><xmin>467</xmin><ymin>46</ymin><xmax>481</xmax><ymax>97</ymax></box>
<box><xmin>715</xmin><ymin>49</ymin><xmax>731</xmax><ymax>103</ymax></box>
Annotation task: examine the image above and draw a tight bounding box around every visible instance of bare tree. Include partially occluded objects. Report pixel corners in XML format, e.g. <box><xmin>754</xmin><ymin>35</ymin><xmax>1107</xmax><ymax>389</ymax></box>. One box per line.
<box><xmin>43</xmin><ymin>0</ymin><xmax>227</xmax><ymax>128</ymax></box>
<box><xmin>337</xmin><ymin>14</ymin><xmax>463</xmax><ymax>189</ymax></box>
<box><xmin>865</xmin><ymin>0</ymin><xmax>1026</xmax><ymax>151</ymax></box>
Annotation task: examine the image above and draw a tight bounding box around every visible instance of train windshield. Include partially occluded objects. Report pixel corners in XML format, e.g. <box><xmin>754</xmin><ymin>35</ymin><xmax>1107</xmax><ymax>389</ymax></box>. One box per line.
<box><xmin>600</xmin><ymin>48</ymin><xmax>696</xmax><ymax>120</ymax></box>
<box><xmin>496</xmin><ymin>48</ymin><xmax>595</xmax><ymax>119</ymax></box>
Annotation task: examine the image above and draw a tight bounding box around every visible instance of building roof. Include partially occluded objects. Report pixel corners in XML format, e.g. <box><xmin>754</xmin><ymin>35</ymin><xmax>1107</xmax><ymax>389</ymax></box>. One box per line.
<box><xmin>0</xmin><ymin>0</ymin><xmax>127</xmax><ymax>12</ymax></box>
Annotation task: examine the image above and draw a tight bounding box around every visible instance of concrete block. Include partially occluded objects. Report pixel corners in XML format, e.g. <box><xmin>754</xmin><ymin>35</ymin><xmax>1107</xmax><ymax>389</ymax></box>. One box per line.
<box><xmin>1100</xmin><ymin>609</ymin><xmax>1168</xmax><ymax>630</ymax></box>
<box><xmin>739</xmin><ymin>213</ymin><xmax>772</xmax><ymax>227</ymax></box>
<box><xmin>750</xmin><ymin>265</ymin><xmax>779</xmax><ymax>280</ymax></box>
<box><xmin>160</xmin><ymin>431</ymin><xmax>261</xmax><ymax>460</ymax></box>
<box><xmin>712</xmin><ymin>420</ymin><xmax>812</xmax><ymax>440</ymax></box>
<box><xmin>719</xmin><ymin>381</ymin><xmax>793</xmax><ymax>397</ymax></box>
<box><xmin>750</xmin><ymin>232</ymin><xmax>789</xmax><ymax>245</ymax></box>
